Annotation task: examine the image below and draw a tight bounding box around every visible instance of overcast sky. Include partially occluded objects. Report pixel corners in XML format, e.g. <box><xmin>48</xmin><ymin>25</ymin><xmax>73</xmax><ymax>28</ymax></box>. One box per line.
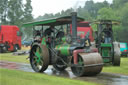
<box><xmin>31</xmin><ymin>0</ymin><xmax>113</xmax><ymax>18</ymax></box>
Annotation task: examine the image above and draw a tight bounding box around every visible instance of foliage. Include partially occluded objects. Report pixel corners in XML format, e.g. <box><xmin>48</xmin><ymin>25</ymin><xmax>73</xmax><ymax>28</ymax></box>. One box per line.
<box><xmin>0</xmin><ymin>0</ymin><xmax>33</xmax><ymax>26</ymax></box>
<box><xmin>120</xmin><ymin>3</ymin><xmax>128</xmax><ymax>27</ymax></box>
<box><xmin>7</xmin><ymin>0</ymin><xmax>24</xmax><ymax>26</ymax></box>
<box><xmin>0</xmin><ymin>0</ymin><xmax>33</xmax><ymax>40</ymax></box>
<box><xmin>97</xmin><ymin>7</ymin><xmax>115</xmax><ymax>20</ymax></box>
<box><xmin>112</xmin><ymin>0</ymin><xmax>128</xmax><ymax>8</ymax></box>
<box><xmin>0</xmin><ymin>0</ymin><xmax>127</xmax><ymax>42</ymax></box>
<box><xmin>24</xmin><ymin>0</ymin><xmax>33</xmax><ymax>22</ymax></box>
<box><xmin>23</xmin><ymin>0</ymin><xmax>33</xmax><ymax>38</ymax></box>
<box><xmin>33</xmin><ymin>0</ymin><xmax>127</xmax><ymax>42</ymax></box>
<box><xmin>0</xmin><ymin>0</ymin><xmax>9</xmax><ymax>24</ymax></box>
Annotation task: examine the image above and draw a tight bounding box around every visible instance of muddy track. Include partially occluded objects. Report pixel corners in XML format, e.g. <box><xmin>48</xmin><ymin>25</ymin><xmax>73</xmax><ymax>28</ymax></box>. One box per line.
<box><xmin>0</xmin><ymin>61</ymin><xmax>128</xmax><ymax>85</ymax></box>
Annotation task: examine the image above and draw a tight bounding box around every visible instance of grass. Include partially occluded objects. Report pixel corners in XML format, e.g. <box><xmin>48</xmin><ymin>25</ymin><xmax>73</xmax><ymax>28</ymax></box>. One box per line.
<box><xmin>0</xmin><ymin>68</ymin><xmax>98</xmax><ymax>85</ymax></box>
<box><xmin>0</xmin><ymin>46</ymin><xmax>30</xmax><ymax>63</ymax></box>
<box><xmin>103</xmin><ymin>57</ymin><xmax>128</xmax><ymax>75</ymax></box>
<box><xmin>0</xmin><ymin>53</ymin><xmax>29</xmax><ymax>63</ymax></box>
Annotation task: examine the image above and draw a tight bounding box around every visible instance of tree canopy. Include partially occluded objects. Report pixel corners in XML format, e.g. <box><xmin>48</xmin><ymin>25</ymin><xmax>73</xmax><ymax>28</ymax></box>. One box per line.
<box><xmin>0</xmin><ymin>0</ymin><xmax>127</xmax><ymax>42</ymax></box>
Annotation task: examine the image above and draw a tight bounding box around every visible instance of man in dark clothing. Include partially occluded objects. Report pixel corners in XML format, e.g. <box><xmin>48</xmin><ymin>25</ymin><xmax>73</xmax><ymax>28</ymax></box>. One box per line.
<box><xmin>36</xmin><ymin>30</ymin><xmax>41</xmax><ymax>36</ymax></box>
<box><xmin>44</xmin><ymin>25</ymin><xmax>54</xmax><ymax>36</ymax></box>
<box><xmin>104</xmin><ymin>24</ymin><xmax>112</xmax><ymax>43</ymax></box>
<box><xmin>44</xmin><ymin>25</ymin><xmax>55</xmax><ymax>46</ymax></box>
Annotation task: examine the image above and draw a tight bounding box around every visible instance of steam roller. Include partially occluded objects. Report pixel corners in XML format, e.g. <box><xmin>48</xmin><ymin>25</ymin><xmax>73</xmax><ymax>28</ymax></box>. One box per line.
<box><xmin>24</xmin><ymin>12</ymin><xmax>103</xmax><ymax>77</ymax></box>
<box><xmin>94</xmin><ymin>20</ymin><xmax>121</xmax><ymax>66</ymax></box>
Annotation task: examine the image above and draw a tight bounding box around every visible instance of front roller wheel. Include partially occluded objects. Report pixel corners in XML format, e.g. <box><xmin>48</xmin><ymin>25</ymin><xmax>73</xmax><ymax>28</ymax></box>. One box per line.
<box><xmin>30</xmin><ymin>43</ymin><xmax>49</xmax><ymax>72</ymax></box>
<box><xmin>71</xmin><ymin>53</ymin><xmax>103</xmax><ymax>76</ymax></box>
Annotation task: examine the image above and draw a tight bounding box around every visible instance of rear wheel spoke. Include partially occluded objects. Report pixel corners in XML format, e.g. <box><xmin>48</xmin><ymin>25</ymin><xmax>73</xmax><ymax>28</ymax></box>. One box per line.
<box><xmin>39</xmin><ymin>59</ymin><xmax>43</xmax><ymax>65</ymax></box>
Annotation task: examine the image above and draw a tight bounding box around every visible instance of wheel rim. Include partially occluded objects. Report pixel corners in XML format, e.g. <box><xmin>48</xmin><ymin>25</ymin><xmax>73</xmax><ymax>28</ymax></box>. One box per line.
<box><xmin>30</xmin><ymin>45</ymin><xmax>44</xmax><ymax>72</ymax></box>
<box><xmin>71</xmin><ymin>55</ymin><xmax>84</xmax><ymax>76</ymax></box>
<box><xmin>53</xmin><ymin>59</ymin><xmax>67</xmax><ymax>71</ymax></box>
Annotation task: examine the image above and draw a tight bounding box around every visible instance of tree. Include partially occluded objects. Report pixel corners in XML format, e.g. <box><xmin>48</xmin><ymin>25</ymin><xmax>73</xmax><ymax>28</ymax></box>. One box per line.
<box><xmin>0</xmin><ymin>0</ymin><xmax>8</xmax><ymax>24</ymax></box>
<box><xmin>23</xmin><ymin>0</ymin><xmax>33</xmax><ymax>38</ymax></box>
<box><xmin>7</xmin><ymin>0</ymin><xmax>24</xmax><ymax>26</ymax></box>
<box><xmin>84</xmin><ymin>0</ymin><xmax>95</xmax><ymax>18</ymax></box>
<box><xmin>97</xmin><ymin>7</ymin><xmax>115</xmax><ymax>20</ymax></box>
<box><xmin>77</xmin><ymin>7</ymin><xmax>92</xmax><ymax>21</ymax></box>
<box><xmin>42</xmin><ymin>13</ymin><xmax>54</xmax><ymax>19</ymax></box>
<box><xmin>24</xmin><ymin>0</ymin><xmax>33</xmax><ymax>22</ymax></box>
<box><xmin>120</xmin><ymin>3</ymin><xmax>128</xmax><ymax>28</ymax></box>
<box><xmin>84</xmin><ymin>0</ymin><xmax>110</xmax><ymax>19</ymax></box>
<box><xmin>54</xmin><ymin>12</ymin><xmax>61</xmax><ymax>17</ymax></box>
<box><xmin>112</xmin><ymin>0</ymin><xmax>128</xmax><ymax>9</ymax></box>
<box><xmin>119</xmin><ymin>3</ymin><xmax>128</xmax><ymax>42</ymax></box>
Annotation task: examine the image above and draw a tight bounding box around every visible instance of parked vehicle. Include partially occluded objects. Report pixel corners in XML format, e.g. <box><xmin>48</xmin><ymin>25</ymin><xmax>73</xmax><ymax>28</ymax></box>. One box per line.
<box><xmin>0</xmin><ymin>25</ymin><xmax>22</xmax><ymax>52</ymax></box>
<box><xmin>70</xmin><ymin>21</ymin><xmax>94</xmax><ymax>42</ymax></box>
<box><xmin>120</xmin><ymin>42</ymin><xmax>128</xmax><ymax>57</ymax></box>
<box><xmin>22</xmin><ymin>40</ymin><xmax>32</xmax><ymax>46</ymax></box>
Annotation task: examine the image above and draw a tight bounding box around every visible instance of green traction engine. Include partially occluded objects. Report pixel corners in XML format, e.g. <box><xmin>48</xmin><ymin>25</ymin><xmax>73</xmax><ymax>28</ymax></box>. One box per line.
<box><xmin>23</xmin><ymin>12</ymin><xmax>103</xmax><ymax>76</ymax></box>
<box><xmin>94</xmin><ymin>20</ymin><xmax>121</xmax><ymax>66</ymax></box>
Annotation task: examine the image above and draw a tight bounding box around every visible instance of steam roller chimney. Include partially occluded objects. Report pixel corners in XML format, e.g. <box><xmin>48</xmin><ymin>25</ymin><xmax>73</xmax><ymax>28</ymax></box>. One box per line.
<box><xmin>71</xmin><ymin>12</ymin><xmax>77</xmax><ymax>42</ymax></box>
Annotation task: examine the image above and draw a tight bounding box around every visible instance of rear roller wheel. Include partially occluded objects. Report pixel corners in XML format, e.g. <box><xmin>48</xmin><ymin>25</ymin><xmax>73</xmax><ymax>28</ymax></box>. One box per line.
<box><xmin>71</xmin><ymin>53</ymin><xmax>103</xmax><ymax>76</ymax></box>
<box><xmin>71</xmin><ymin>54</ymin><xmax>85</xmax><ymax>76</ymax></box>
<box><xmin>112</xmin><ymin>42</ymin><xmax>120</xmax><ymax>66</ymax></box>
<box><xmin>113</xmin><ymin>53</ymin><xmax>120</xmax><ymax>66</ymax></box>
<box><xmin>30</xmin><ymin>43</ymin><xmax>49</xmax><ymax>72</ymax></box>
<box><xmin>53</xmin><ymin>59</ymin><xmax>67</xmax><ymax>71</ymax></box>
